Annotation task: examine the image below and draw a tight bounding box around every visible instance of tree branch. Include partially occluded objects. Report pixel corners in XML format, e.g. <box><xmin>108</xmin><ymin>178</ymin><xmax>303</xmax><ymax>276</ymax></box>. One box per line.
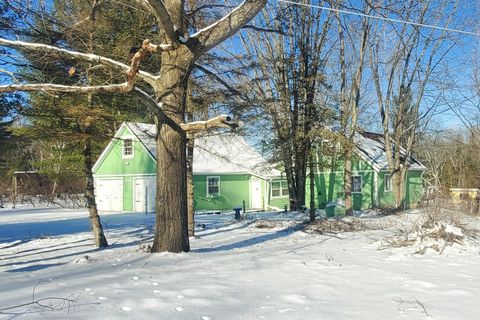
<box><xmin>142</xmin><ymin>0</ymin><xmax>179</xmax><ymax>42</ymax></box>
<box><xmin>131</xmin><ymin>87</ymin><xmax>184</xmax><ymax>133</ymax></box>
<box><xmin>180</xmin><ymin>115</ymin><xmax>240</xmax><ymax>132</ymax></box>
<box><xmin>0</xmin><ymin>83</ymin><xmax>130</xmax><ymax>94</ymax></box>
<box><xmin>241</xmin><ymin>25</ymin><xmax>285</xmax><ymax>35</ymax></box>
<box><xmin>0</xmin><ymin>40</ymin><xmax>159</xmax><ymax>94</ymax></box>
<box><xmin>189</xmin><ymin>0</ymin><xmax>267</xmax><ymax>57</ymax></box>
<box><xmin>194</xmin><ymin>64</ymin><xmax>240</xmax><ymax>95</ymax></box>
<box><xmin>0</xmin><ymin>38</ymin><xmax>159</xmax><ymax>86</ymax></box>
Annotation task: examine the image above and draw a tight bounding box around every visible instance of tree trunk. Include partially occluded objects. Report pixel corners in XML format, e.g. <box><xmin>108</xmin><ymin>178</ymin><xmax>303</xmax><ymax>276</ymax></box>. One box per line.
<box><xmin>309</xmin><ymin>151</ymin><xmax>316</xmax><ymax>222</ymax></box>
<box><xmin>392</xmin><ymin>169</ymin><xmax>404</xmax><ymax>210</ymax></box>
<box><xmin>151</xmin><ymin>48</ymin><xmax>192</xmax><ymax>253</ymax></box>
<box><xmin>344</xmin><ymin>149</ymin><xmax>353</xmax><ymax>216</ymax></box>
<box><xmin>186</xmin><ymin>132</ymin><xmax>195</xmax><ymax>237</ymax></box>
<box><xmin>83</xmin><ymin>138</ymin><xmax>108</xmax><ymax>248</ymax></box>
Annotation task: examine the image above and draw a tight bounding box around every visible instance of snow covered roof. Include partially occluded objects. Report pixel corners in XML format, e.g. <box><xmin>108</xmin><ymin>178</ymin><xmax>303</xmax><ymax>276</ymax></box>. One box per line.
<box><xmin>125</xmin><ymin>122</ymin><xmax>280</xmax><ymax>178</ymax></box>
<box><xmin>354</xmin><ymin>131</ymin><xmax>426</xmax><ymax>172</ymax></box>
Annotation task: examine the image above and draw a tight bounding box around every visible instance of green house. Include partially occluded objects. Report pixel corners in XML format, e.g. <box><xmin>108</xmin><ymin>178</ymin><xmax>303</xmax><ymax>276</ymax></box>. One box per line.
<box><xmin>93</xmin><ymin>123</ymin><xmax>425</xmax><ymax>213</ymax></box>
<box><xmin>92</xmin><ymin>122</ymin><xmax>281</xmax><ymax>213</ymax></box>
<box><xmin>258</xmin><ymin>131</ymin><xmax>426</xmax><ymax>212</ymax></box>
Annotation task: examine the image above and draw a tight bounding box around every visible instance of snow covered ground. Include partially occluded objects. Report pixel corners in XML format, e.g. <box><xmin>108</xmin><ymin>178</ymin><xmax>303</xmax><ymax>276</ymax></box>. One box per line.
<box><xmin>0</xmin><ymin>207</ymin><xmax>479</xmax><ymax>319</ymax></box>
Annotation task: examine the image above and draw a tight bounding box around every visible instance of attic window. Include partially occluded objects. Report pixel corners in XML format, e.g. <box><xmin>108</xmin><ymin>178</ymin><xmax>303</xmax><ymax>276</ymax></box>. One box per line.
<box><xmin>122</xmin><ymin>139</ymin><xmax>134</xmax><ymax>158</ymax></box>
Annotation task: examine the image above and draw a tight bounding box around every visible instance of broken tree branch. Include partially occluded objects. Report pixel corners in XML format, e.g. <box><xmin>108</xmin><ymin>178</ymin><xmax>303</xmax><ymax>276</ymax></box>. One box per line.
<box><xmin>180</xmin><ymin>115</ymin><xmax>240</xmax><ymax>132</ymax></box>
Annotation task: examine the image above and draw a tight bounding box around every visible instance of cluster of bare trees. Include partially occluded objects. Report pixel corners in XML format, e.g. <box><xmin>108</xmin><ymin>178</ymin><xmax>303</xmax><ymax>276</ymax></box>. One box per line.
<box><xmin>0</xmin><ymin>0</ymin><xmax>476</xmax><ymax>252</ymax></box>
<box><xmin>230</xmin><ymin>0</ymin><xmax>466</xmax><ymax>214</ymax></box>
<box><xmin>417</xmin><ymin>129</ymin><xmax>480</xmax><ymax>191</ymax></box>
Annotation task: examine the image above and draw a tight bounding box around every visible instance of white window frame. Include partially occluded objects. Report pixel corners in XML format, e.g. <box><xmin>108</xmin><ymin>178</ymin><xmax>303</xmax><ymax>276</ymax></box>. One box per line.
<box><xmin>122</xmin><ymin>137</ymin><xmax>134</xmax><ymax>159</ymax></box>
<box><xmin>384</xmin><ymin>174</ymin><xmax>392</xmax><ymax>192</ymax></box>
<box><xmin>271</xmin><ymin>180</ymin><xmax>288</xmax><ymax>198</ymax></box>
<box><xmin>351</xmin><ymin>175</ymin><xmax>363</xmax><ymax>193</ymax></box>
<box><xmin>206</xmin><ymin>176</ymin><xmax>220</xmax><ymax>197</ymax></box>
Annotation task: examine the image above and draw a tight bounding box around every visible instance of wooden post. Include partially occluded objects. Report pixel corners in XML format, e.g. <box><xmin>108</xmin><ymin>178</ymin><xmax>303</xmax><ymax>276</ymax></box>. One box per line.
<box><xmin>242</xmin><ymin>200</ymin><xmax>246</xmax><ymax>214</ymax></box>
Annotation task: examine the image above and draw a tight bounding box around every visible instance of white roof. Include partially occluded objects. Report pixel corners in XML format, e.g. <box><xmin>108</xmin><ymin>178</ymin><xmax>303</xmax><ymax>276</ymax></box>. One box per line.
<box><xmin>354</xmin><ymin>131</ymin><xmax>426</xmax><ymax>171</ymax></box>
<box><xmin>125</xmin><ymin>122</ymin><xmax>280</xmax><ymax>177</ymax></box>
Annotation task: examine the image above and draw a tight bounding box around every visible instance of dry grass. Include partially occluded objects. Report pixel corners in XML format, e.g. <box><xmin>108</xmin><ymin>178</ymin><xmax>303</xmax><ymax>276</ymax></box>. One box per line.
<box><xmin>305</xmin><ymin>217</ymin><xmax>391</xmax><ymax>234</ymax></box>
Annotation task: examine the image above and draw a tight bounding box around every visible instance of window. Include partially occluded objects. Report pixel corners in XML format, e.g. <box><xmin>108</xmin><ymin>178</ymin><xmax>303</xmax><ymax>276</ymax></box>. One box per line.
<box><xmin>122</xmin><ymin>138</ymin><xmax>134</xmax><ymax>158</ymax></box>
<box><xmin>384</xmin><ymin>174</ymin><xmax>392</xmax><ymax>192</ymax></box>
<box><xmin>352</xmin><ymin>175</ymin><xmax>362</xmax><ymax>193</ymax></box>
<box><xmin>271</xmin><ymin>180</ymin><xmax>288</xmax><ymax>198</ymax></box>
<box><xmin>207</xmin><ymin>177</ymin><xmax>220</xmax><ymax>197</ymax></box>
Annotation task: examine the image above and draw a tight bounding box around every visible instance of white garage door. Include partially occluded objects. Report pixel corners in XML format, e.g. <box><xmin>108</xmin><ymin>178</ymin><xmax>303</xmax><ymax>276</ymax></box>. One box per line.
<box><xmin>134</xmin><ymin>177</ymin><xmax>156</xmax><ymax>213</ymax></box>
<box><xmin>96</xmin><ymin>179</ymin><xmax>123</xmax><ymax>212</ymax></box>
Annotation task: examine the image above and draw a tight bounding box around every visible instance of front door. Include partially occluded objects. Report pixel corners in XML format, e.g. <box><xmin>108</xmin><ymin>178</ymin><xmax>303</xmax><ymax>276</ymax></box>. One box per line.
<box><xmin>251</xmin><ymin>180</ymin><xmax>262</xmax><ymax>209</ymax></box>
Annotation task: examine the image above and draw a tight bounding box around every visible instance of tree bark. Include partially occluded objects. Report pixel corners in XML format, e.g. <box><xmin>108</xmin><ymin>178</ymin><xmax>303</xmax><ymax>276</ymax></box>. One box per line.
<box><xmin>309</xmin><ymin>151</ymin><xmax>316</xmax><ymax>222</ymax></box>
<box><xmin>186</xmin><ymin>134</ymin><xmax>195</xmax><ymax>237</ymax></box>
<box><xmin>344</xmin><ymin>149</ymin><xmax>353</xmax><ymax>216</ymax></box>
<box><xmin>151</xmin><ymin>46</ymin><xmax>193</xmax><ymax>253</ymax></box>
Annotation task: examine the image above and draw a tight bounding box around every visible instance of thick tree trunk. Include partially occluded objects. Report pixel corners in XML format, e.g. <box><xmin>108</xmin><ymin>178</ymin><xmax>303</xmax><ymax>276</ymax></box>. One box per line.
<box><xmin>151</xmin><ymin>48</ymin><xmax>192</xmax><ymax>253</ymax></box>
<box><xmin>344</xmin><ymin>149</ymin><xmax>353</xmax><ymax>216</ymax></box>
<box><xmin>83</xmin><ymin>138</ymin><xmax>108</xmax><ymax>248</ymax></box>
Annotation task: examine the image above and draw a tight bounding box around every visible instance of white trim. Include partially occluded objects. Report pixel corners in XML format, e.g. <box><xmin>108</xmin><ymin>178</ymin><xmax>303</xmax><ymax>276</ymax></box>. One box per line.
<box><xmin>121</xmin><ymin>135</ymin><xmax>135</xmax><ymax>159</ymax></box>
<box><xmin>194</xmin><ymin>171</ymin><xmax>268</xmax><ymax>179</ymax></box>
<box><xmin>206</xmin><ymin>176</ymin><xmax>220</xmax><ymax>197</ymax></box>
<box><xmin>353</xmin><ymin>147</ymin><xmax>382</xmax><ymax>172</ymax></box>
<box><xmin>384</xmin><ymin>174</ymin><xmax>392</xmax><ymax>192</ymax></box>
<box><xmin>316</xmin><ymin>170</ymin><xmax>376</xmax><ymax>174</ymax></box>
<box><xmin>92</xmin><ymin>123</ymin><xmax>129</xmax><ymax>172</ymax></box>
<box><xmin>94</xmin><ymin>173</ymin><xmax>156</xmax><ymax>178</ymax></box>
<box><xmin>373</xmin><ymin>171</ymin><xmax>379</xmax><ymax>206</ymax></box>
<box><xmin>351</xmin><ymin>175</ymin><xmax>363</xmax><ymax>194</ymax></box>
<box><xmin>270</xmin><ymin>180</ymin><xmax>288</xmax><ymax>199</ymax></box>
<box><xmin>124</xmin><ymin>123</ymin><xmax>157</xmax><ymax>163</ymax></box>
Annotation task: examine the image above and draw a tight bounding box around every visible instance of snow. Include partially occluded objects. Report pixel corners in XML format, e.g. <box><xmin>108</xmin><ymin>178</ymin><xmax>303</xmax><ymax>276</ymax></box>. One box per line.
<box><xmin>354</xmin><ymin>132</ymin><xmax>426</xmax><ymax>171</ymax></box>
<box><xmin>1</xmin><ymin>207</ymin><xmax>479</xmax><ymax>319</ymax></box>
<box><xmin>126</xmin><ymin>122</ymin><xmax>280</xmax><ymax>177</ymax></box>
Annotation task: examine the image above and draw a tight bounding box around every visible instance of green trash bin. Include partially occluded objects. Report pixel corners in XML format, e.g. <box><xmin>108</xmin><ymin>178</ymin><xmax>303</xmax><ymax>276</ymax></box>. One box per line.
<box><xmin>325</xmin><ymin>201</ymin><xmax>346</xmax><ymax>217</ymax></box>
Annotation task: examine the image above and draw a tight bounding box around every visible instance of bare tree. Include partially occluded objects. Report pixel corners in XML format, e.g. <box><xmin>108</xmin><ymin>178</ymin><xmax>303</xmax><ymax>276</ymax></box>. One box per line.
<box><xmin>335</xmin><ymin>1</ymin><xmax>371</xmax><ymax>216</ymax></box>
<box><xmin>0</xmin><ymin>0</ymin><xmax>267</xmax><ymax>252</ymax></box>
<box><xmin>238</xmin><ymin>1</ymin><xmax>333</xmax><ymax>213</ymax></box>
<box><xmin>369</xmin><ymin>0</ymin><xmax>459</xmax><ymax>209</ymax></box>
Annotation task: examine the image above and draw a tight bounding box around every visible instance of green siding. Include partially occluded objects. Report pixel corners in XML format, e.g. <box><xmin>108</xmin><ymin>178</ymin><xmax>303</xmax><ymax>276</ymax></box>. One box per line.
<box><xmin>123</xmin><ymin>176</ymin><xmax>133</xmax><ymax>211</ymax></box>
<box><xmin>314</xmin><ymin>170</ymin><xmax>374</xmax><ymax>210</ymax></box>
<box><xmin>378</xmin><ymin>171</ymin><xmax>394</xmax><ymax>207</ymax></box>
<box><xmin>406</xmin><ymin>171</ymin><xmax>424</xmax><ymax>208</ymax></box>
<box><xmin>94</xmin><ymin>126</ymin><xmax>156</xmax><ymax>175</ymax></box>
<box><xmin>193</xmin><ymin>174</ymin><xmax>251</xmax><ymax>211</ymax></box>
<box><xmin>378</xmin><ymin>171</ymin><xmax>424</xmax><ymax>208</ymax></box>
